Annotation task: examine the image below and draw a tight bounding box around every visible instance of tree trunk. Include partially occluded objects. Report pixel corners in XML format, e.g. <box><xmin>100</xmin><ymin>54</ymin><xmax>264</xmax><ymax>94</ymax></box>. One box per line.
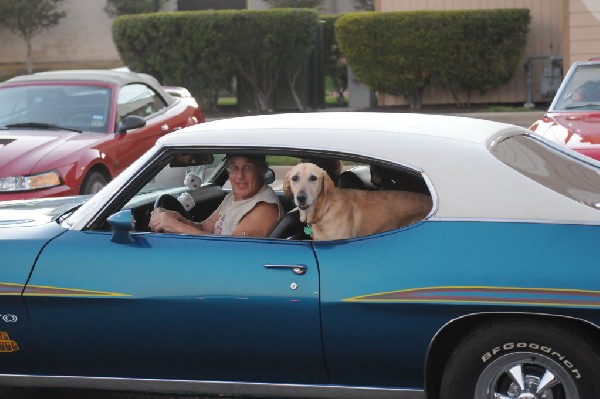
<box><xmin>286</xmin><ymin>67</ymin><xmax>304</xmax><ymax>111</ymax></box>
<box><xmin>26</xmin><ymin>38</ymin><xmax>33</xmax><ymax>74</ymax></box>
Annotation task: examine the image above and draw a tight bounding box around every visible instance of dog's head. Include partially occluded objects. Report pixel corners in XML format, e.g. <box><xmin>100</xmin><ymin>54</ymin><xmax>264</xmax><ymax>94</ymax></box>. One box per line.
<box><xmin>284</xmin><ymin>163</ymin><xmax>334</xmax><ymax>218</ymax></box>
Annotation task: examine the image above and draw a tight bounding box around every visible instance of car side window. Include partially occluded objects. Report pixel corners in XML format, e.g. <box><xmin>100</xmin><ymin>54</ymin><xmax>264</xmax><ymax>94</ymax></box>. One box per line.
<box><xmin>117</xmin><ymin>84</ymin><xmax>167</xmax><ymax>121</ymax></box>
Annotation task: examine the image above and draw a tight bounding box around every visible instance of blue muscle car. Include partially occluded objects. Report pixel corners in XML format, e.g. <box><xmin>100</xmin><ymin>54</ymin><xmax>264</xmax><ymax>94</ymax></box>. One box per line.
<box><xmin>1</xmin><ymin>112</ymin><xmax>599</xmax><ymax>399</ymax></box>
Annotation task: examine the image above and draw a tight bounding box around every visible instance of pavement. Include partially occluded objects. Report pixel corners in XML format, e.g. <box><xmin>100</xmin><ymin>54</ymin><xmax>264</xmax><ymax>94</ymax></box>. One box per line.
<box><xmin>448</xmin><ymin>110</ymin><xmax>545</xmax><ymax>128</ymax></box>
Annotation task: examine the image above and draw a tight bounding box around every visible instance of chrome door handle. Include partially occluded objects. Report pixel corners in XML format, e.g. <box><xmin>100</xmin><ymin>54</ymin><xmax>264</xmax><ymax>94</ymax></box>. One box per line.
<box><xmin>264</xmin><ymin>264</ymin><xmax>307</xmax><ymax>275</ymax></box>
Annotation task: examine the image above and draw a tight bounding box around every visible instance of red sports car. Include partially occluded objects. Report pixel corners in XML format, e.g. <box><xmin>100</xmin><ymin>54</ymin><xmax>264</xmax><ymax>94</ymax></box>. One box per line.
<box><xmin>0</xmin><ymin>69</ymin><xmax>203</xmax><ymax>200</ymax></box>
<box><xmin>530</xmin><ymin>59</ymin><xmax>600</xmax><ymax>160</ymax></box>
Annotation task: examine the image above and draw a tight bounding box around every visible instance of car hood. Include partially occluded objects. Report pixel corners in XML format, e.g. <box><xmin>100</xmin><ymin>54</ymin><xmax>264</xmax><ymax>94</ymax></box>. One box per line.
<box><xmin>0</xmin><ymin>128</ymin><xmax>97</xmax><ymax>174</ymax></box>
<box><xmin>531</xmin><ymin>112</ymin><xmax>600</xmax><ymax>160</ymax></box>
<box><xmin>0</xmin><ymin>195</ymin><xmax>89</xmax><ymax>227</ymax></box>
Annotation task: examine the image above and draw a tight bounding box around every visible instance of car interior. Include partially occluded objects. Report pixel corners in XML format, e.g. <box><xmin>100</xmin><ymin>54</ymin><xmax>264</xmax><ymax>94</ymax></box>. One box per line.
<box><xmin>108</xmin><ymin>151</ymin><xmax>431</xmax><ymax>240</ymax></box>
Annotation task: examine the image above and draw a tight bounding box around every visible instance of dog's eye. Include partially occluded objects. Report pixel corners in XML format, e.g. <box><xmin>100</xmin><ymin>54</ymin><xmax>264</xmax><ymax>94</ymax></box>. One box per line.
<box><xmin>309</xmin><ymin>175</ymin><xmax>317</xmax><ymax>181</ymax></box>
<box><xmin>291</xmin><ymin>175</ymin><xmax>298</xmax><ymax>181</ymax></box>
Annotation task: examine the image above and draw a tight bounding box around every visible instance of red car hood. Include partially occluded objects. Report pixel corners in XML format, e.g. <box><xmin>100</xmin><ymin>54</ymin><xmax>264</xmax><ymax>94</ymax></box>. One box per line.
<box><xmin>0</xmin><ymin>129</ymin><xmax>98</xmax><ymax>175</ymax></box>
<box><xmin>530</xmin><ymin>111</ymin><xmax>600</xmax><ymax>160</ymax></box>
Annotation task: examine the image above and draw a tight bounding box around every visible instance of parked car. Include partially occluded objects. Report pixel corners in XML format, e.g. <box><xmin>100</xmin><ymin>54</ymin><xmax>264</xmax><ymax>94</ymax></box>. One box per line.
<box><xmin>530</xmin><ymin>58</ymin><xmax>600</xmax><ymax>160</ymax></box>
<box><xmin>0</xmin><ymin>69</ymin><xmax>204</xmax><ymax>201</ymax></box>
<box><xmin>1</xmin><ymin>112</ymin><xmax>600</xmax><ymax>399</ymax></box>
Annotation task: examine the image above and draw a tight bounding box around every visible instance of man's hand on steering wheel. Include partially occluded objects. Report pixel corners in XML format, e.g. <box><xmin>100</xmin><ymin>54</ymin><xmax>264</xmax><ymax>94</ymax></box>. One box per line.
<box><xmin>150</xmin><ymin>194</ymin><xmax>192</xmax><ymax>233</ymax></box>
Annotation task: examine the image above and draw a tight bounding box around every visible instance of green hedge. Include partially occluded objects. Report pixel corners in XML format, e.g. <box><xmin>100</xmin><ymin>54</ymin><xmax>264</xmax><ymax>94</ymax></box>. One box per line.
<box><xmin>335</xmin><ymin>9</ymin><xmax>530</xmax><ymax>109</ymax></box>
<box><xmin>113</xmin><ymin>8</ymin><xmax>530</xmax><ymax>111</ymax></box>
<box><xmin>113</xmin><ymin>11</ymin><xmax>236</xmax><ymax>109</ymax></box>
<box><xmin>113</xmin><ymin>9</ymin><xmax>318</xmax><ymax>111</ymax></box>
<box><xmin>223</xmin><ymin>9</ymin><xmax>318</xmax><ymax>111</ymax></box>
<box><xmin>321</xmin><ymin>14</ymin><xmax>347</xmax><ymax>105</ymax></box>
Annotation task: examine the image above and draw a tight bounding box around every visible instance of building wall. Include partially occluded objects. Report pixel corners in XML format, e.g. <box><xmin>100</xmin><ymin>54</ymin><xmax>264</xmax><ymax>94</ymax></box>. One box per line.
<box><xmin>0</xmin><ymin>0</ymin><xmax>177</xmax><ymax>76</ymax></box>
<box><xmin>377</xmin><ymin>0</ymin><xmax>564</xmax><ymax>107</ymax></box>
<box><xmin>249</xmin><ymin>0</ymin><xmax>356</xmax><ymax>13</ymax></box>
<box><xmin>568</xmin><ymin>0</ymin><xmax>600</xmax><ymax>65</ymax></box>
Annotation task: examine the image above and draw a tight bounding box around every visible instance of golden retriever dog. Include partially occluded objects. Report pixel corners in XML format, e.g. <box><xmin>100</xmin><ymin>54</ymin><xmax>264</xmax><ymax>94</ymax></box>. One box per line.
<box><xmin>284</xmin><ymin>163</ymin><xmax>432</xmax><ymax>240</ymax></box>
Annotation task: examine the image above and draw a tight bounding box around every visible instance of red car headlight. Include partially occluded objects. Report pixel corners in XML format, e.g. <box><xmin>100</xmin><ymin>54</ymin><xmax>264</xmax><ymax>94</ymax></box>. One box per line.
<box><xmin>0</xmin><ymin>170</ymin><xmax>62</xmax><ymax>192</ymax></box>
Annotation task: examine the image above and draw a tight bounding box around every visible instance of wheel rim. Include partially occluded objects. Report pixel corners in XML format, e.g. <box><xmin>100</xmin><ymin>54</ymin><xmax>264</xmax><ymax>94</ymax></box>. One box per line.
<box><xmin>87</xmin><ymin>179</ymin><xmax>105</xmax><ymax>194</ymax></box>
<box><xmin>474</xmin><ymin>352</ymin><xmax>579</xmax><ymax>399</ymax></box>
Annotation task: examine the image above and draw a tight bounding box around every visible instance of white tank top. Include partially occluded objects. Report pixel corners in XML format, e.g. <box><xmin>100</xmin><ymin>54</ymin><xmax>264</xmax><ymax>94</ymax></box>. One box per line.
<box><xmin>213</xmin><ymin>185</ymin><xmax>283</xmax><ymax>235</ymax></box>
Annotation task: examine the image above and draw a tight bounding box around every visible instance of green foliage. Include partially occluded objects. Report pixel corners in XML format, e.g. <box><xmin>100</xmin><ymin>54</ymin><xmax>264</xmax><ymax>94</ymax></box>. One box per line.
<box><xmin>0</xmin><ymin>0</ymin><xmax>65</xmax><ymax>39</ymax></box>
<box><xmin>113</xmin><ymin>11</ymin><xmax>235</xmax><ymax>109</ymax></box>
<box><xmin>434</xmin><ymin>9</ymin><xmax>530</xmax><ymax>106</ymax></box>
<box><xmin>223</xmin><ymin>9</ymin><xmax>319</xmax><ymax>111</ymax></box>
<box><xmin>0</xmin><ymin>0</ymin><xmax>66</xmax><ymax>73</ymax></box>
<box><xmin>336</xmin><ymin>9</ymin><xmax>530</xmax><ymax>109</ymax></box>
<box><xmin>113</xmin><ymin>9</ymin><xmax>319</xmax><ymax>112</ymax></box>
<box><xmin>264</xmin><ymin>0</ymin><xmax>324</xmax><ymax>8</ymax></box>
<box><xmin>105</xmin><ymin>0</ymin><xmax>166</xmax><ymax>17</ymax></box>
<box><xmin>321</xmin><ymin>14</ymin><xmax>347</xmax><ymax>105</ymax></box>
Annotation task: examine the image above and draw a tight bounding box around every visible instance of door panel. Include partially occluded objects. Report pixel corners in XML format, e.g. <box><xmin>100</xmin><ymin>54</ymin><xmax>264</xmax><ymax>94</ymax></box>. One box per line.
<box><xmin>25</xmin><ymin>231</ymin><xmax>325</xmax><ymax>383</ymax></box>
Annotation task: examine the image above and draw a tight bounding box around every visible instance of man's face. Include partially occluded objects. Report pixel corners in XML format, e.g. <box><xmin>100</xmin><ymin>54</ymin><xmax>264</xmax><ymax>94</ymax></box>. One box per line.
<box><xmin>227</xmin><ymin>156</ymin><xmax>262</xmax><ymax>200</ymax></box>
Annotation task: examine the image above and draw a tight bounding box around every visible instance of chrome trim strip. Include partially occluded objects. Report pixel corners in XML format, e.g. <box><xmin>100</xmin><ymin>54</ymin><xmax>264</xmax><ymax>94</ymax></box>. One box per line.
<box><xmin>0</xmin><ymin>375</ymin><xmax>425</xmax><ymax>399</ymax></box>
<box><xmin>428</xmin><ymin>216</ymin><xmax>600</xmax><ymax>225</ymax></box>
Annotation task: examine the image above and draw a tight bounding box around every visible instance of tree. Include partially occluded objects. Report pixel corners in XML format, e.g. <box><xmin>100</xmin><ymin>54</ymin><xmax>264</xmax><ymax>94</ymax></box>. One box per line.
<box><xmin>104</xmin><ymin>0</ymin><xmax>166</xmax><ymax>17</ymax></box>
<box><xmin>0</xmin><ymin>0</ymin><xmax>66</xmax><ymax>74</ymax></box>
<box><xmin>264</xmin><ymin>0</ymin><xmax>324</xmax><ymax>8</ymax></box>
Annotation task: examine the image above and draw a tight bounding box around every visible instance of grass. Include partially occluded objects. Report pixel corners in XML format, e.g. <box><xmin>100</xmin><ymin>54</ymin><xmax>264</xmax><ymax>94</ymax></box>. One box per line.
<box><xmin>267</xmin><ymin>155</ymin><xmax>300</xmax><ymax>166</ymax></box>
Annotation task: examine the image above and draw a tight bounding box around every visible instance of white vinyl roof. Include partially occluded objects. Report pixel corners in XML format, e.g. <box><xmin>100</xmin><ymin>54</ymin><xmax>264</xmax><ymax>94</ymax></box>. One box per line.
<box><xmin>160</xmin><ymin>112</ymin><xmax>600</xmax><ymax>224</ymax></box>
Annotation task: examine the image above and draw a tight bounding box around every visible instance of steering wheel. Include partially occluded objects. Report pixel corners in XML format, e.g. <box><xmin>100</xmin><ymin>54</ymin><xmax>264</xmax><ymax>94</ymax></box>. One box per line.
<box><xmin>154</xmin><ymin>194</ymin><xmax>191</xmax><ymax>220</ymax></box>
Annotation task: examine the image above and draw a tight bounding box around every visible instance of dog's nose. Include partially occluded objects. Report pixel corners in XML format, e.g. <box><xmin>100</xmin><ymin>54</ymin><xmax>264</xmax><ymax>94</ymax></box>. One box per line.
<box><xmin>296</xmin><ymin>192</ymin><xmax>307</xmax><ymax>205</ymax></box>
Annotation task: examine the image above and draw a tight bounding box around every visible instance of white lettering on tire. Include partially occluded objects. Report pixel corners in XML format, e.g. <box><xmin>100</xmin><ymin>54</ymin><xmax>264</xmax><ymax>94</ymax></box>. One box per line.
<box><xmin>481</xmin><ymin>341</ymin><xmax>582</xmax><ymax>379</ymax></box>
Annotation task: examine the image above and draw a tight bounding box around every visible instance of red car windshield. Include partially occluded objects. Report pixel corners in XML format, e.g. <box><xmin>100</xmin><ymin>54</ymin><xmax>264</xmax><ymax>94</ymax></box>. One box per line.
<box><xmin>552</xmin><ymin>64</ymin><xmax>600</xmax><ymax>111</ymax></box>
<box><xmin>0</xmin><ymin>84</ymin><xmax>111</xmax><ymax>133</ymax></box>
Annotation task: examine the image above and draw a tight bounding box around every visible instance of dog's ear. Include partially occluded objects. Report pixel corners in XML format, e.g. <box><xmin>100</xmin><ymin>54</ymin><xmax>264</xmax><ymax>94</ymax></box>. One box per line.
<box><xmin>283</xmin><ymin>169</ymin><xmax>293</xmax><ymax>197</ymax></box>
<box><xmin>321</xmin><ymin>170</ymin><xmax>334</xmax><ymax>195</ymax></box>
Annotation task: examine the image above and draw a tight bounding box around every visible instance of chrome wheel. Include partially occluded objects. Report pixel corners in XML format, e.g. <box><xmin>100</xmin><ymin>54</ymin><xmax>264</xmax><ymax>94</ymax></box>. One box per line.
<box><xmin>439</xmin><ymin>319</ymin><xmax>600</xmax><ymax>399</ymax></box>
<box><xmin>475</xmin><ymin>352</ymin><xmax>578</xmax><ymax>399</ymax></box>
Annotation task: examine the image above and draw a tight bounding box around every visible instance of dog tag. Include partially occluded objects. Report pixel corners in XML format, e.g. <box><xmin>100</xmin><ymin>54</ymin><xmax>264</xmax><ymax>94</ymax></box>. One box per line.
<box><xmin>304</xmin><ymin>226</ymin><xmax>312</xmax><ymax>235</ymax></box>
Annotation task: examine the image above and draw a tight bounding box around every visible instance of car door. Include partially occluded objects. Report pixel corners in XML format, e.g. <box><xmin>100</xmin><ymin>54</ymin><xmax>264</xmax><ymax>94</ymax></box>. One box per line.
<box><xmin>24</xmin><ymin>231</ymin><xmax>326</xmax><ymax>383</ymax></box>
<box><xmin>315</xmin><ymin>225</ymin><xmax>444</xmax><ymax>389</ymax></box>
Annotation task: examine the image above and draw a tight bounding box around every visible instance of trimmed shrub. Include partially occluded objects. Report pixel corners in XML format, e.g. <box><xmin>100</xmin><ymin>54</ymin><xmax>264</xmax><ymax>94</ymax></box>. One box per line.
<box><xmin>222</xmin><ymin>9</ymin><xmax>319</xmax><ymax>111</ymax></box>
<box><xmin>113</xmin><ymin>9</ymin><xmax>319</xmax><ymax>111</ymax></box>
<box><xmin>335</xmin><ymin>9</ymin><xmax>530</xmax><ymax>109</ymax></box>
<box><xmin>113</xmin><ymin>11</ymin><xmax>235</xmax><ymax>109</ymax></box>
<box><xmin>435</xmin><ymin>9</ymin><xmax>530</xmax><ymax>106</ymax></box>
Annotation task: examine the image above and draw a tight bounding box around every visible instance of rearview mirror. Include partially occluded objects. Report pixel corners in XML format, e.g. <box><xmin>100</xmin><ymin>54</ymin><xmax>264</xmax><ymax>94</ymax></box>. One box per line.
<box><xmin>169</xmin><ymin>153</ymin><xmax>214</xmax><ymax>167</ymax></box>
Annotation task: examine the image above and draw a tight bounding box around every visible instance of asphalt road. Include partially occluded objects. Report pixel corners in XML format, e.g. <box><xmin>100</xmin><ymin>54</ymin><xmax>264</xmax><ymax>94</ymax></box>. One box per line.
<box><xmin>0</xmin><ymin>110</ymin><xmax>544</xmax><ymax>399</ymax></box>
<box><xmin>450</xmin><ymin>110</ymin><xmax>545</xmax><ymax>128</ymax></box>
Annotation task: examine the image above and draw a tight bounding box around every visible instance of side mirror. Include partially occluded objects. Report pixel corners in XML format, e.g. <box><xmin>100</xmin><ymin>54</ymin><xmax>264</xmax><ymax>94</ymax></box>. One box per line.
<box><xmin>117</xmin><ymin>115</ymin><xmax>146</xmax><ymax>134</ymax></box>
<box><xmin>108</xmin><ymin>209</ymin><xmax>135</xmax><ymax>244</ymax></box>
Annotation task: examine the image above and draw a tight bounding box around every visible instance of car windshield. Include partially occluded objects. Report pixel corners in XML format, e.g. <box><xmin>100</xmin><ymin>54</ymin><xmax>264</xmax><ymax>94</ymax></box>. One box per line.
<box><xmin>0</xmin><ymin>84</ymin><xmax>111</xmax><ymax>133</ymax></box>
<box><xmin>552</xmin><ymin>64</ymin><xmax>600</xmax><ymax>111</ymax></box>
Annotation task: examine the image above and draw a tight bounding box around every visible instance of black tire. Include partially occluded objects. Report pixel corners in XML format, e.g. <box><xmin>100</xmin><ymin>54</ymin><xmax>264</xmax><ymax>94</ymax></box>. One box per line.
<box><xmin>80</xmin><ymin>171</ymin><xmax>108</xmax><ymax>195</ymax></box>
<box><xmin>440</xmin><ymin>319</ymin><xmax>600</xmax><ymax>399</ymax></box>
